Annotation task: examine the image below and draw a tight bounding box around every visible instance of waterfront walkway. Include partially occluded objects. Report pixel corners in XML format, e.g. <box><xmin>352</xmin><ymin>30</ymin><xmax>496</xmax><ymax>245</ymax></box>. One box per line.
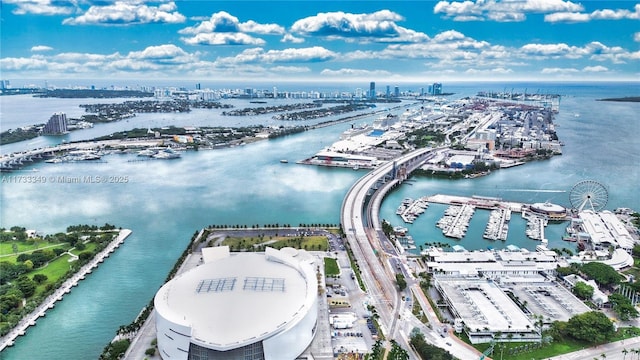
<box><xmin>0</xmin><ymin>229</ymin><xmax>131</xmax><ymax>352</ymax></box>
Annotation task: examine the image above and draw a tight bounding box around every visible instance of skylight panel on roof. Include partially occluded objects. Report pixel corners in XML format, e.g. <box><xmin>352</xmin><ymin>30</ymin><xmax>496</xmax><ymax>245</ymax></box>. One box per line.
<box><xmin>196</xmin><ymin>277</ymin><xmax>237</xmax><ymax>293</ymax></box>
<box><xmin>243</xmin><ymin>277</ymin><xmax>285</xmax><ymax>292</ymax></box>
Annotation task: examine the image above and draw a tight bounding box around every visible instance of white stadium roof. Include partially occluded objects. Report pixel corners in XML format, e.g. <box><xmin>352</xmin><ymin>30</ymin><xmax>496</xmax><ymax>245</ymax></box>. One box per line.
<box><xmin>154</xmin><ymin>246</ymin><xmax>315</xmax><ymax>350</ymax></box>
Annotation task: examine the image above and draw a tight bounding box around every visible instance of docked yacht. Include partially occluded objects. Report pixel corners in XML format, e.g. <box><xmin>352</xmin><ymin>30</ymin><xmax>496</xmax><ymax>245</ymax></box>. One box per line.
<box><xmin>153</xmin><ymin>148</ymin><xmax>181</xmax><ymax>159</ymax></box>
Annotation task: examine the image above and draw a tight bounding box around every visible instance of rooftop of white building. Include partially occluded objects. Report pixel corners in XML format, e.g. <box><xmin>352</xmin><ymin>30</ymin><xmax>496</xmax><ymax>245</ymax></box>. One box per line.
<box><xmin>580</xmin><ymin>210</ymin><xmax>635</xmax><ymax>249</ymax></box>
<box><xmin>154</xmin><ymin>247</ymin><xmax>316</xmax><ymax>350</ymax></box>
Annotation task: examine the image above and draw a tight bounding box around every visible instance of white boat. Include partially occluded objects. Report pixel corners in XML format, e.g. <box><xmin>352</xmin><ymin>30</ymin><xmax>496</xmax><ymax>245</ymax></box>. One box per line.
<box><xmin>137</xmin><ymin>149</ymin><xmax>157</xmax><ymax>157</ymax></box>
<box><xmin>153</xmin><ymin>148</ymin><xmax>181</xmax><ymax>159</ymax></box>
<box><xmin>280</xmin><ymin>159</ymin><xmax>288</xmax><ymax>163</ymax></box>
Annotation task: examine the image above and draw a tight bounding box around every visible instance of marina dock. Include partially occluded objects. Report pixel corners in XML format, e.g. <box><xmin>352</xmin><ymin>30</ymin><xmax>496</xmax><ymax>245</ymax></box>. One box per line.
<box><xmin>523</xmin><ymin>211</ymin><xmax>548</xmax><ymax>241</ymax></box>
<box><xmin>483</xmin><ymin>208</ymin><xmax>511</xmax><ymax>241</ymax></box>
<box><xmin>0</xmin><ymin>229</ymin><xmax>132</xmax><ymax>352</ymax></box>
<box><xmin>396</xmin><ymin>197</ymin><xmax>429</xmax><ymax>224</ymax></box>
<box><xmin>436</xmin><ymin>204</ymin><xmax>475</xmax><ymax>239</ymax></box>
<box><xmin>399</xmin><ymin>194</ymin><xmax>562</xmax><ymax>243</ymax></box>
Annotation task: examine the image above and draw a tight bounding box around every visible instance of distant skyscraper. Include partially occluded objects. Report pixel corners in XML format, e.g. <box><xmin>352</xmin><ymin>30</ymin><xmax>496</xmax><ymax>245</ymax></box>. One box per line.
<box><xmin>394</xmin><ymin>86</ymin><xmax>400</xmax><ymax>98</ymax></box>
<box><xmin>369</xmin><ymin>82</ymin><xmax>376</xmax><ymax>99</ymax></box>
<box><xmin>386</xmin><ymin>85</ymin><xmax>390</xmax><ymax>98</ymax></box>
<box><xmin>430</xmin><ymin>83</ymin><xmax>443</xmax><ymax>95</ymax></box>
<box><xmin>196</xmin><ymin>83</ymin><xmax>201</xmax><ymax>90</ymax></box>
<box><xmin>42</xmin><ymin>113</ymin><xmax>68</xmax><ymax>135</ymax></box>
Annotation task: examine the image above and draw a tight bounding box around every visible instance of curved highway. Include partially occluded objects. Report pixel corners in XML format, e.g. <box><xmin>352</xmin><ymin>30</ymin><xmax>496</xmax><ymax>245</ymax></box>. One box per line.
<box><xmin>341</xmin><ymin>146</ymin><xmax>487</xmax><ymax>359</ymax></box>
<box><xmin>341</xmin><ymin>147</ymin><xmax>433</xmax><ymax>351</ymax></box>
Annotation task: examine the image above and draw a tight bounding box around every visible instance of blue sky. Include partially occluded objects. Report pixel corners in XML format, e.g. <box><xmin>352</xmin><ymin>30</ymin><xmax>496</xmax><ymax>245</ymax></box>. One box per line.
<box><xmin>1</xmin><ymin>0</ymin><xmax>638</xmax><ymax>83</ymax></box>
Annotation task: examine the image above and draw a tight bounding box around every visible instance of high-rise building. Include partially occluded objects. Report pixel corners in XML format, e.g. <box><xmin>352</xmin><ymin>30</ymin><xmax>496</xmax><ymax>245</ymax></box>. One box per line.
<box><xmin>42</xmin><ymin>113</ymin><xmax>68</xmax><ymax>135</ymax></box>
<box><xmin>394</xmin><ymin>86</ymin><xmax>400</xmax><ymax>98</ymax></box>
<box><xmin>386</xmin><ymin>85</ymin><xmax>390</xmax><ymax>98</ymax></box>
<box><xmin>369</xmin><ymin>82</ymin><xmax>376</xmax><ymax>99</ymax></box>
<box><xmin>430</xmin><ymin>83</ymin><xmax>443</xmax><ymax>95</ymax></box>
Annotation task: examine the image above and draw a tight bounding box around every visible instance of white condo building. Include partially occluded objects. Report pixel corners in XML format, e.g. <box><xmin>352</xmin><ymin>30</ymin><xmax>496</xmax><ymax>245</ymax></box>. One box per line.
<box><xmin>154</xmin><ymin>246</ymin><xmax>318</xmax><ymax>360</ymax></box>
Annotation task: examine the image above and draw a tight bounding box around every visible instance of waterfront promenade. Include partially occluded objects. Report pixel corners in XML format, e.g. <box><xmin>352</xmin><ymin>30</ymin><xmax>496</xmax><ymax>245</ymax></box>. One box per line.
<box><xmin>0</xmin><ymin>229</ymin><xmax>132</xmax><ymax>352</ymax></box>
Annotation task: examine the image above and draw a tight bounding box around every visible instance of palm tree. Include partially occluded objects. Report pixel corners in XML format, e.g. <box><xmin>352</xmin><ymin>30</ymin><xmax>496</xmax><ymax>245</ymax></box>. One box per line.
<box><xmin>622</xmin><ymin>348</ymin><xmax>629</xmax><ymax>360</ymax></box>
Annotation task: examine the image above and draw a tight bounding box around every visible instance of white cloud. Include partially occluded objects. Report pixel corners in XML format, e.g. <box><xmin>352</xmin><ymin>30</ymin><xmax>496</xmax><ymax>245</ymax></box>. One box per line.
<box><xmin>545</xmin><ymin>4</ymin><xmax>640</xmax><ymax>23</ymax></box>
<box><xmin>1</xmin><ymin>44</ymin><xmax>204</xmax><ymax>76</ymax></box>
<box><xmin>262</xmin><ymin>47</ymin><xmax>337</xmax><ymax>63</ymax></box>
<box><xmin>281</xmin><ymin>34</ymin><xmax>305</xmax><ymax>44</ymax></box>
<box><xmin>216</xmin><ymin>46</ymin><xmax>337</xmax><ymax>65</ymax></box>
<box><xmin>179</xmin><ymin>11</ymin><xmax>284</xmax><ymax>46</ymax></box>
<box><xmin>4</xmin><ymin>0</ymin><xmax>76</xmax><ymax>15</ymax></box>
<box><xmin>240</xmin><ymin>20</ymin><xmax>286</xmax><ymax>35</ymax></box>
<box><xmin>520</xmin><ymin>43</ymin><xmax>573</xmax><ymax>56</ymax></box>
<box><xmin>182</xmin><ymin>33</ymin><xmax>266</xmax><ymax>46</ymax></box>
<box><xmin>0</xmin><ymin>57</ymin><xmax>50</xmax><ymax>71</ymax></box>
<box><xmin>435</xmin><ymin>0</ymin><xmax>583</xmax><ymax>22</ymax></box>
<box><xmin>541</xmin><ymin>67</ymin><xmax>580</xmax><ymax>74</ymax></box>
<box><xmin>320</xmin><ymin>68</ymin><xmax>392</xmax><ymax>77</ymax></box>
<box><xmin>432</xmin><ymin>30</ymin><xmax>466</xmax><ymax>42</ymax></box>
<box><xmin>370</xmin><ymin>30</ymin><xmax>494</xmax><ymax>61</ymax></box>
<box><xmin>63</xmin><ymin>1</ymin><xmax>185</xmax><ymax>25</ymax></box>
<box><xmin>543</xmin><ymin>12</ymin><xmax>590</xmax><ymax>23</ymax></box>
<box><xmin>583</xmin><ymin>65</ymin><xmax>609</xmax><ymax>72</ymax></box>
<box><xmin>591</xmin><ymin>6</ymin><xmax>640</xmax><ymax>20</ymax></box>
<box><xmin>635</xmin><ymin>32</ymin><xmax>640</xmax><ymax>42</ymax></box>
<box><xmin>291</xmin><ymin>10</ymin><xmax>429</xmax><ymax>43</ymax></box>
<box><xmin>31</xmin><ymin>45</ymin><xmax>54</xmax><ymax>52</ymax></box>
<box><xmin>127</xmin><ymin>44</ymin><xmax>196</xmax><ymax>64</ymax></box>
<box><xmin>516</xmin><ymin>41</ymin><xmax>639</xmax><ymax>65</ymax></box>
<box><xmin>464</xmin><ymin>67</ymin><xmax>514</xmax><ymax>74</ymax></box>
<box><xmin>269</xmin><ymin>66</ymin><xmax>311</xmax><ymax>74</ymax></box>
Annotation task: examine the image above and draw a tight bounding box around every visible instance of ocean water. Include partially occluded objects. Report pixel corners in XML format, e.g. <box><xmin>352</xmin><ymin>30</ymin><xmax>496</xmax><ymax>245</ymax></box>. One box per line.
<box><xmin>0</xmin><ymin>81</ymin><xmax>638</xmax><ymax>359</ymax></box>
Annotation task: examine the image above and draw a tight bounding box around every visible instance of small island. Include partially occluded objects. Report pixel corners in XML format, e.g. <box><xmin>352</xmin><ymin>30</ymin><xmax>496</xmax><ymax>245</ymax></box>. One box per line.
<box><xmin>596</xmin><ymin>96</ymin><xmax>640</xmax><ymax>102</ymax></box>
<box><xmin>0</xmin><ymin>224</ymin><xmax>130</xmax><ymax>350</ymax></box>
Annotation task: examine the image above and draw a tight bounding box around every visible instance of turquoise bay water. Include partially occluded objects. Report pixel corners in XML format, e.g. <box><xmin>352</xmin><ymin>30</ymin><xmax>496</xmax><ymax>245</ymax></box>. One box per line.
<box><xmin>0</xmin><ymin>82</ymin><xmax>638</xmax><ymax>359</ymax></box>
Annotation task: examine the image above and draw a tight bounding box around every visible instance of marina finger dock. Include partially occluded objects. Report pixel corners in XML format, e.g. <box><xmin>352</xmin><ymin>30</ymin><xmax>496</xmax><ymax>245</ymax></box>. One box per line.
<box><xmin>394</xmin><ymin>194</ymin><xmax>566</xmax><ymax>243</ymax></box>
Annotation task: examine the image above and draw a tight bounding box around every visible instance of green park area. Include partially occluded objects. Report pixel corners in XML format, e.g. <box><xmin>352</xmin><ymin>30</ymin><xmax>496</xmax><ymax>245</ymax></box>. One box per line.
<box><xmin>221</xmin><ymin>233</ymin><xmax>328</xmax><ymax>252</ymax></box>
<box><xmin>0</xmin><ymin>224</ymin><xmax>119</xmax><ymax>336</ymax></box>
<box><xmin>469</xmin><ymin>325</ymin><xmax>640</xmax><ymax>360</ymax></box>
<box><xmin>324</xmin><ymin>257</ymin><xmax>340</xmax><ymax>276</ymax></box>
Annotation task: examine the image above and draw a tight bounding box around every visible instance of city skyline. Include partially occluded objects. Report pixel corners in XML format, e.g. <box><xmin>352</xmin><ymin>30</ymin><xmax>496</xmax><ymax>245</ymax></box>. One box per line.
<box><xmin>1</xmin><ymin>1</ymin><xmax>639</xmax><ymax>83</ymax></box>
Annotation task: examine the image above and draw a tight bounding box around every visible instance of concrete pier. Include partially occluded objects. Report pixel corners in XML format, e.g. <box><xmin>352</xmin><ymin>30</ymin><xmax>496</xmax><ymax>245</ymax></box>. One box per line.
<box><xmin>425</xmin><ymin>194</ymin><xmax>527</xmax><ymax>212</ymax></box>
<box><xmin>0</xmin><ymin>229</ymin><xmax>132</xmax><ymax>352</ymax></box>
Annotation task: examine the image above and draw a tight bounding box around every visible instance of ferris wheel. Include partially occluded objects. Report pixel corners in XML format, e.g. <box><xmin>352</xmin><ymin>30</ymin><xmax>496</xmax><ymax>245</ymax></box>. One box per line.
<box><xmin>569</xmin><ymin>180</ymin><xmax>608</xmax><ymax>212</ymax></box>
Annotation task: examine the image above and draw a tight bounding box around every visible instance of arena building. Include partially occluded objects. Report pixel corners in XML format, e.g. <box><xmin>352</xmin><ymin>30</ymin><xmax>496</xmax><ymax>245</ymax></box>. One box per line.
<box><xmin>154</xmin><ymin>246</ymin><xmax>318</xmax><ymax>360</ymax></box>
